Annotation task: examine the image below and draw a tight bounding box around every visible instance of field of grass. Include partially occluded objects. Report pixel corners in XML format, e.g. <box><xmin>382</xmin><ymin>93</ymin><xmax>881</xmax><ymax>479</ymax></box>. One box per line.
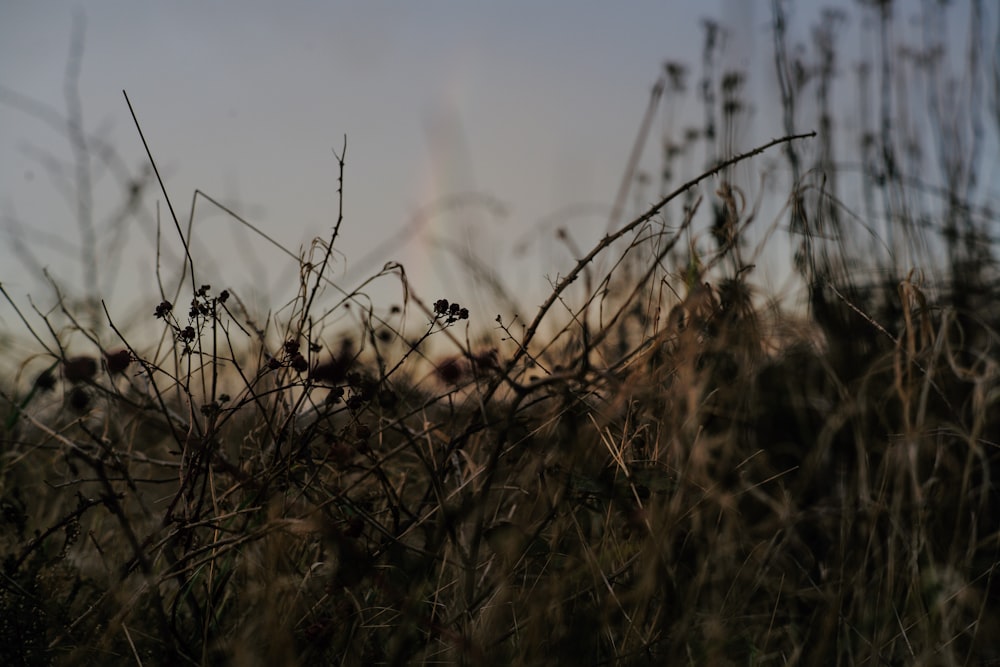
<box><xmin>2</xmin><ymin>4</ymin><xmax>1000</xmax><ymax>666</ymax></box>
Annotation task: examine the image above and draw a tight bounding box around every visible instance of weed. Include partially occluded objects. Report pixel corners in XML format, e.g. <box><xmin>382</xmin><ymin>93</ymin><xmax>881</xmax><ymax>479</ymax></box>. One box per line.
<box><xmin>2</xmin><ymin>4</ymin><xmax>999</xmax><ymax>665</ymax></box>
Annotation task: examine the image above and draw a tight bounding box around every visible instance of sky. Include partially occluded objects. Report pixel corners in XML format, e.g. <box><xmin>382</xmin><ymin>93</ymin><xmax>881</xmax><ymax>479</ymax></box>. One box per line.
<box><xmin>0</xmin><ymin>1</ymin><xmax>986</xmax><ymax>350</ymax></box>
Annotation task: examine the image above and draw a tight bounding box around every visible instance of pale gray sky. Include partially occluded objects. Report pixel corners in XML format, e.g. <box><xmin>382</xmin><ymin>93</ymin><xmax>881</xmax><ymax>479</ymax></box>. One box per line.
<box><xmin>2</xmin><ymin>1</ymin><xmax>980</xmax><ymax>345</ymax></box>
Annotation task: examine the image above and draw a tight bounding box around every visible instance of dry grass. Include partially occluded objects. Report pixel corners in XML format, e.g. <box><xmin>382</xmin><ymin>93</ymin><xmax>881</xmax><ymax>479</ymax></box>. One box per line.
<box><xmin>3</xmin><ymin>4</ymin><xmax>1000</xmax><ymax>665</ymax></box>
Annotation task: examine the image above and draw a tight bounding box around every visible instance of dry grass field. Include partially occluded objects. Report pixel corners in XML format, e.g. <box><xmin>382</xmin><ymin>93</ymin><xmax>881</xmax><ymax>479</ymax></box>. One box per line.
<box><xmin>2</xmin><ymin>4</ymin><xmax>999</xmax><ymax>665</ymax></box>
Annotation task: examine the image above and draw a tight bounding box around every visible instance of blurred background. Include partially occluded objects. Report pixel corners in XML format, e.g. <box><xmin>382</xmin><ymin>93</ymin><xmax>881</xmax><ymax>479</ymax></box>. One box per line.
<box><xmin>0</xmin><ymin>1</ymin><xmax>992</xmax><ymax>341</ymax></box>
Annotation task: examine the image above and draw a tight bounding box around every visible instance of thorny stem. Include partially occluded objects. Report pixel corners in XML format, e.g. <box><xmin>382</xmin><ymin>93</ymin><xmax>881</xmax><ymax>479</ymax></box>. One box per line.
<box><xmin>500</xmin><ymin>131</ymin><xmax>815</xmax><ymax>386</ymax></box>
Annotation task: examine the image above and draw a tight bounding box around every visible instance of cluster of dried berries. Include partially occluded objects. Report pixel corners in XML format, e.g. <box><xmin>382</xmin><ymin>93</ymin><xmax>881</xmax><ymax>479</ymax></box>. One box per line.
<box><xmin>433</xmin><ymin>299</ymin><xmax>469</xmax><ymax>325</ymax></box>
<box><xmin>188</xmin><ymin>284</ymin><xmax>228</xmax><ymax>317</ymax></box>
<box><xmin>154</xmin><ymin>298</ymin><xmax>195</xmax><ymax>349</ymax></box>
<box><xmin>285</xmin><ymin>339</ymin><xmax>309</xmax><ymax>373</ymax></box>
<box><xmin>154</xmin><ymin>286</ymin><xmax>230</xmax><ymax>354</ymax></box>
<box><xmin>267</xmin><ymin>338</ymin><xmax>318</xmax><ymax>374</ymax></box>
<box><xmin>344</xmin><ymin>371</ymin><xmax>377</xmax><ymax>411</ymax></box>
<box><xmin>190</xmin><ymin>292</ymin><xmax>210</xmax><ymax>318</ymax></box>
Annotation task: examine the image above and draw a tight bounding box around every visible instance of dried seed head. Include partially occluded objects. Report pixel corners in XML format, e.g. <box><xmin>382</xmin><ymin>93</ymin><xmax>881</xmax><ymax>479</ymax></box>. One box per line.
<box><xmin>68</xmin><ymin>386</ymin><xmax>90</xmax><ymax>411</ymax></box>
<box><xmin>290</xmin><ymin>353</ymin><xmax>309</xmax><ymax>373</ymax></box>
<box><xmin>104</xmin><ymin>349</ymin><xmax>131</xmax><ymax>374</ymax></box>
<box><xmin>63</xmin><ymin>356</ymin><xmax>97</xmax><ymax>383</ymax></box>
<box><xmin>436</xmin><ymin>357</ymin><xmax>465</xmax><ymax>384</ymax></box>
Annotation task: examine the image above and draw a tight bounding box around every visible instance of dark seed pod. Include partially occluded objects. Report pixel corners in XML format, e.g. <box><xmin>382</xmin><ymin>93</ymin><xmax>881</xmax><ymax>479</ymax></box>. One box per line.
<box><xmin>104</xmin><ymin>349</ymin><xmax>131</xmax><ymax>374</ymax></box>
<box><xmin>68</xmin><ymin>386</ymin><xmax>90</xmax><ymax>411</ymax></box>
<box><xmin>63</xmin><ymin>356</ymin><xmax>97</xmax><ymax>383</ymax></box>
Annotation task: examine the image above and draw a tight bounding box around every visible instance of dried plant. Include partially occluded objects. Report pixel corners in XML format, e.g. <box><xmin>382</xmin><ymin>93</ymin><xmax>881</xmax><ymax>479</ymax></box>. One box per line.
<box><xmin>2</xmin><ymin>4</ymin><xmax>999</xmax><ymax>665</ymax></box>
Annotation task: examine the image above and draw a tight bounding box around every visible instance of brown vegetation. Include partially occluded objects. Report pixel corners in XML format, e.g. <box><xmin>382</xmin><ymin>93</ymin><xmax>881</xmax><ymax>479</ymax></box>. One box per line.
<box><xmin>2</xmin><ymin>3</ymin><xmax>999</xmax><ymax>665</ymax></box>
